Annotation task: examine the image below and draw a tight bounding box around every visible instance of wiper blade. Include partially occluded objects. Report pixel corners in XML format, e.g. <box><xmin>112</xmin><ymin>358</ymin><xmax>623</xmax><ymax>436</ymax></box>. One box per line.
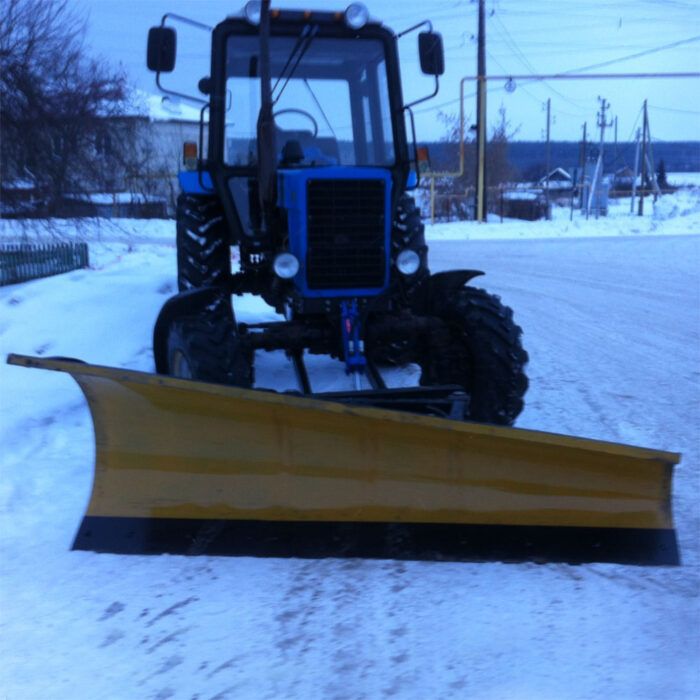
<box><xmin>303</xmin><ymin>78</ymin><xmax>337</xmax><ymax>139</ymax></box>
<box><xmin>271</xmin><ymin>25</ymin><xmax>310</xmax><ymax>95</ymax></box>
<box><xmin>272</xmin><ymin>25</ymin><xmax>319</xmax><ymax>105</ymax></box>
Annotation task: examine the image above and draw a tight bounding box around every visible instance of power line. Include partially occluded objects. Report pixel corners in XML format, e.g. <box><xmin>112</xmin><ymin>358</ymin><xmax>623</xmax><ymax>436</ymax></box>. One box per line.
<box><xmin>648</xmin><ymin>104</ymin><xmax>700</xmax><ymax>115</ymax></box>
<box><xmin>413</xmin><ymin>37</ymin><xmax>700</xmax><ymax>116</ymax></box>
<box><xmin>489</xmin><ymin>12</ymin><xmax>590</xmax><ymax>113</ymax></box>
<box><xmin>559</xmin><ymin>35</ymin><xmax>700</xmax><ymax>74</ymax></box>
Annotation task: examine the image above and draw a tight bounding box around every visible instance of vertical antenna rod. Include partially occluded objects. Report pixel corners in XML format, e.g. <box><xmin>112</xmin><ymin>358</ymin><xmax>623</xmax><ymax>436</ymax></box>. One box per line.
<box><xmin>475</xmin><ymin>0</ymin><xmax>487</xmax><ymax>222</ymax></box>
<box><xmin>257</xmin><ymin>0</ymin><xmax>276</xmax><ymax>231</ymax></box>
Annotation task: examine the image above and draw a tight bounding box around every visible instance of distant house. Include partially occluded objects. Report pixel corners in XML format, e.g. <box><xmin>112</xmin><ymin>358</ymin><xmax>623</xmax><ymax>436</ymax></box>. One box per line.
<box><xmin>0</xmin><ymin>174</ymin><xmax>38</xmax><ymax>218</ymax></box>
<box><xmin>612</xmin><ymin>166</ymin><xmax>636</xmax><ymax>193</ymax></box>
<box><xmin>59</xmin><ymin>92</ymin><xmax>206</xmax><ymax>218</ymax></box>
<box><xmin>539</xmin><ymin>168</ymin><xmax>573</xmax><ymax>192</ymax></box>
<box><xmin>124</xmin><ymin>93</ymin><xmax>207</xmax><ymax>216</ymax></box>
<box><xmin>60</xmin><ymin>192</ymin><xmax>169</xmax><ymax>219</ymax></box>
<box><xmin>498</xmin><ymin>186</ymin><xmax>551</xmax><ymax>221</ymax></box>
<box><xmin>139</xmin><ymin>93</ymin><xmax>207</xmax><ymax>170</ymax></box>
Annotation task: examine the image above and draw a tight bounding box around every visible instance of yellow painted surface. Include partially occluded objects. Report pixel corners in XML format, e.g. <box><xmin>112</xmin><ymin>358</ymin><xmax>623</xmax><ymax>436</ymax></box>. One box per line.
<box><xmin>8</xmin><ymin>355</ymin><xmax>679</xmax><ymax>530</ymax></box>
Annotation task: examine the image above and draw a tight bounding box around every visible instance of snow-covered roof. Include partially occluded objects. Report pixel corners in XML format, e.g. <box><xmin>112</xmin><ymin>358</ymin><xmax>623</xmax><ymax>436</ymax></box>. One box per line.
<box><xmin>62</xmin><ymin>192</ymin><xmax>166</xmax><ymax>204</ymax></box>
<box><xmin>107</xmin><ymin>90</ymin><xmax>203</xmax><ymax>123</ymax></box>
<box><xmin>144</xmin><ymin>93</ymin><xmax>203</xmax><ymax>123</ymax></box>
<box><xmin>503</xmin><ymin>191</ymin><xmax>540</xmax><ymax>201</ymax></box>
<box><xmin>1</xmin><ymin>179</ymin><xmax>35</xmax><ymax>191</ymax></box>
<box><xmin>540</xmin><ymin>168</ymin><xmax>572</xmax><ymax>183</ymax></box>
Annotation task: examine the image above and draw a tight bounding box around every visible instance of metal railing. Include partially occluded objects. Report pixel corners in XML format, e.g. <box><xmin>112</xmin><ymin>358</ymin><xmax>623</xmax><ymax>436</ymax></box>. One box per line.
<box><xmin>0</xmin><ymin>242</ymin><xmax>89</xmax><ymax>286</ymax></box>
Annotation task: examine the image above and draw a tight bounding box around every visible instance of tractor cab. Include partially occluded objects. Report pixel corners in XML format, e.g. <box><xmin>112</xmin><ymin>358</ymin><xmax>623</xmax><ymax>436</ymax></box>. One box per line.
<box><xmin>212</xmin><ymin>14</ymin><xmax>403</xmax><ymax>300</ymax></box>
<box><xmin>221</xmin><ymin>29</ymin><xmax>395</xmax><ymax>172</ymax></box>
<box><xmin>148</xmin><ymin>3</ymin><xmax>443</xmax><ymax>243</ymax></box>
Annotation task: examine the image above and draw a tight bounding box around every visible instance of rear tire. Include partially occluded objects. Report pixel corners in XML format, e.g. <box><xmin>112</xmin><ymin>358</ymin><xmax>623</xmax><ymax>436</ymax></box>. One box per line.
<box><xmin>176</xmin><ymin>194</ymin><xmax>230</xmax><ymax>291</ymax></box>
<box><xmin>419</xmin><ymin>286</ymin><xmax>528</xmax><ymax>425</ymax></box>
<box><xmin>166</xmin><ymin>295</ymin><xmax>253</xmax><ymax>387</ymax></box>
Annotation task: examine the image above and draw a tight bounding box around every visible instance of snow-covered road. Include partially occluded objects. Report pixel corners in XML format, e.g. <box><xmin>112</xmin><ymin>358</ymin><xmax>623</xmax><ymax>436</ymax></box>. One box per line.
<box><xmin>1</xmin><ymin>193</ymin><xmax>699</xmax><ymax>699</ymax></box>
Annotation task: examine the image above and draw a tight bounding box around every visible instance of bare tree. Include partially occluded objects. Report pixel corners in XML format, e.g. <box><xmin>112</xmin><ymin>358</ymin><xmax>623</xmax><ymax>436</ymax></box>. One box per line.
<box><xmin>423</xmin><ymin>106</ymin><xmax>519</xmax><ymax>221</ymax></box>
<box><xmin>1</xmin><ymin>0</ymin><xmax>129</xmax><ymax>215</ymax></box>
<box><xmin>424</xmin><ymin>111</ymin><xmax>476</xmax><ymax>221</ymax></box>
<box><xmin>487</xmin><ymin>106</ymin><xmax>519</xmax><ymax>188</ymax></box>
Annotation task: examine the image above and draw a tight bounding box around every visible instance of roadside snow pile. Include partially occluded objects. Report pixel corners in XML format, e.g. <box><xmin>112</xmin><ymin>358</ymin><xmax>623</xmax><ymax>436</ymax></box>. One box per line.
<box><xmin>424</xmin><ymin>185</ymin><xmax>700</xmax><ymax>241</ymax></box>
<box><xmin>653</xmin><ymin>186</ymin><xmax>700</xmax><ymax>221</ymax></box>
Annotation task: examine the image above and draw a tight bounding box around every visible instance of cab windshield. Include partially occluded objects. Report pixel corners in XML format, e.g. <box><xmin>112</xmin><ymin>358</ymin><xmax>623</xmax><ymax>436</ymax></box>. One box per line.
<box><xmin>224</xmin><ymin>34</ymin><xmax>395</xmax><ymax>168</ymax></box>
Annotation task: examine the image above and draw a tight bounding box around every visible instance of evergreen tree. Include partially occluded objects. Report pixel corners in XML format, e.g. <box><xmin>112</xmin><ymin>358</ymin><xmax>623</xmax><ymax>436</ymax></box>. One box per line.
<box><xmin>657</xmin><ymin>159</ymin><xmax>669</xmax><ymax>190</ymax></box>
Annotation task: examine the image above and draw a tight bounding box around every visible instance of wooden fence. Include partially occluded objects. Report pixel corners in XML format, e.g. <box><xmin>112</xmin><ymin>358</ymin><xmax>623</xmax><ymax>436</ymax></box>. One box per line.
<box><xmin>0</xmin><ymin>242</ymin><xmax>89</xmax><ymax>287</ymax></box>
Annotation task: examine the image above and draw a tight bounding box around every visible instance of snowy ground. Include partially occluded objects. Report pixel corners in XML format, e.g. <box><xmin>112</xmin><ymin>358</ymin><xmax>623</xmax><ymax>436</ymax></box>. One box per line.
<box><xmin>1</xmin><ymin>189</ymin><xmax>699</xmax><ymax>699</ymax></box>
<box><xmin>668</xmin><ymin>172</ymin><xmax>700</xmax><ymax>188</ymax></box>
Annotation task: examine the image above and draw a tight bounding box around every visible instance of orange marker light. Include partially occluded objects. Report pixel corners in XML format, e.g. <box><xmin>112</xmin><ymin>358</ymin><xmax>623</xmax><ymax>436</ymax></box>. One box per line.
<box><xmin>183</xmin><ymin>142</ymin><xmax>198</xmax><ymax>170</ymax></box>
<box><xmin>183</xmin><ymin>142</ymin><xmax>197</xmax><ymax>160</ymax></box>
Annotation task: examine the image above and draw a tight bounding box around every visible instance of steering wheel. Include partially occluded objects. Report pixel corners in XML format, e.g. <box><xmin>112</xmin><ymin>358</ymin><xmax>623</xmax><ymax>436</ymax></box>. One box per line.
<box><xmin>273</xmin><ymin>108</ymin><xmax>319</xmax><ymax>138</ymax></box>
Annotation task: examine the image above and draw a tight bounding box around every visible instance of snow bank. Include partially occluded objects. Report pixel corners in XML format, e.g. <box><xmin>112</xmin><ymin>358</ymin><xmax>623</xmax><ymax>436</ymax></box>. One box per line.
<box><xmin>667</xmin><ymin>172</ymin><xmax>700</xmax><ymax>187</ymax></box>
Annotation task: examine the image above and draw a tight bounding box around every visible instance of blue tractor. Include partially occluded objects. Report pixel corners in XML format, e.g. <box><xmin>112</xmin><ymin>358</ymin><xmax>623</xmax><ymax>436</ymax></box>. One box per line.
<box><xmin>147</xmin><ymin>1</ymin><xmax>528</xmax><ymax>425</ymax></box>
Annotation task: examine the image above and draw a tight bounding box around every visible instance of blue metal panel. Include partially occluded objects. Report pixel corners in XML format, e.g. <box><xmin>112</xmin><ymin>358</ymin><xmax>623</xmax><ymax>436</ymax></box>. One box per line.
<box><xmin>278</xmin><ymin>166</ymin><xmax>392</xmax><ymax>298</ymax></box>
<box><xmin>178</xmin><ymin>170</ymin><xmax>214</xmax><ymax>194</ymax></box>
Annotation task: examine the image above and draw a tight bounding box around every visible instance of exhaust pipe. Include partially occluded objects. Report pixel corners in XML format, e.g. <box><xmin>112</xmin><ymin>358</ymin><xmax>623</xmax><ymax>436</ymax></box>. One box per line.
<box><xmin>256</xmin><ymin>0</ymin><xmax>277</xmax><ymax>232</ymax></box>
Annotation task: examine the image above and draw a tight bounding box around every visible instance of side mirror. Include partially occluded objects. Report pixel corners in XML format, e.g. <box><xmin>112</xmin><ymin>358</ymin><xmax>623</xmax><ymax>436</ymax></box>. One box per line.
<box><xmin>147</xmin><ymin>27</ymin><xmax>176</xmax><ymax>72</ymax></box>
<box><xmin>418</xmin><ymin>32</ymin><xmax>444</xmax><ymax>76</ymax></box>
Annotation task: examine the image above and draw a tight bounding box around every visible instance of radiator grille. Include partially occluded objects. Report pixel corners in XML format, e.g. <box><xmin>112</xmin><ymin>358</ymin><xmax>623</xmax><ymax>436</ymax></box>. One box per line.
<box><xmin>306</xmin><ymin>178</ymin><xmax>386</xmax><ymax>290</ymax></box>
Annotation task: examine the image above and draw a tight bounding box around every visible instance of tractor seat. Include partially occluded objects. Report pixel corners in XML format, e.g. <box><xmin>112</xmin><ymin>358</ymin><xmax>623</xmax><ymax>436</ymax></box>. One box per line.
<box><xmin>278</xmin><ymin>129</ymin><xmax>339</xmax><ymax>166</ymax></box>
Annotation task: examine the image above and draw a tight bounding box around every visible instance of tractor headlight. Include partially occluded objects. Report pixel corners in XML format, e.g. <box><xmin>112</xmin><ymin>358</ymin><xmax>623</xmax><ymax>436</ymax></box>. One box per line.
<box><xmin>396</xmin><ymin>249</ymin><xmax>420</xmax><ymax>276</ymax></box>
<box><xmin>243</xmin><ymin>1</ymin><xmax>262</xmax><ymax>25</ymax></box>
<box><xmin>273</xmin><ymin>252</ymin><xmax>300</xmax><ymax>279</ymax></box>
<box><xmin>344</xmin><ymin>3</ymin><xmax>369</xmax><ymax>29</ymax></box>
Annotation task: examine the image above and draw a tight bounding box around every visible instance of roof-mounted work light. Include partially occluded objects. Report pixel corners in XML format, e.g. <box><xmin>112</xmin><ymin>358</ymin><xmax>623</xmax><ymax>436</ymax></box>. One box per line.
<box><xmin>244</xmin><ymin>1</ymin><xmax>262</xmax><ymax>25</ymax></box>
<box><xmin>344</xmin><ymin>3</ymin><xmax>369</xmax><ymax>29</ymax></box>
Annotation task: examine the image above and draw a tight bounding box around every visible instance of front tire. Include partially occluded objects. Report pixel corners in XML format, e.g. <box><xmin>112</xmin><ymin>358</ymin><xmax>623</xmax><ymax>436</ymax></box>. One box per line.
<box><xmin>419</xmin><ymin>286</ymin><xmax>528</xmax><ymax>425</ymax></box>
<box><xmin>166</xmin><ymin>295</ymin><xmax>253</xmax><ymax>387</ymax></box>
<box><xmin>176</xmin><ymin>194</ymin><xmax>230</xmax><ymax>291</ymax></box>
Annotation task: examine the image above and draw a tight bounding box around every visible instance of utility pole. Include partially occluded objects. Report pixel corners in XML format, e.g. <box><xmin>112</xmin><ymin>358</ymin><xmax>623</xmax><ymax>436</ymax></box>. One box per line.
<box><xmin>631</xmin><ymin>127</ymin><xmax>641</xmax><ymax>214</ymax></box>
<box><xmin>597</xmin><ymin>96</ymin><xmax>612</xmax><ymax>171</ymax></box>
<box><xmin>614</xmin><ymin>115</ymin><xmax>618</xmax><ymax>166</ymax></box>
<box><xmin>589</xmin><ymin>96</ymin><xmax>612</xmax><ymax>217</ymax></box>
<box><xmin>475</xmin><ymin>0</ymin><xmax>487</xmax><ymax>222</ymax></box>
<box><xmin>545</xmin><ymin>98</ymin><xmax>551</xmax><ymax>219</ymax></box>
<box><xmin>644</xmin><ymin>105</ymin><xmax>659</xmax><ymax>197</ymax></box>
<box><xmin>579</xmin><ymin>121</ymin><xmax>587</xmax><ymax>217</ymax></box>
<box><xmin>639</xmin><ymin>99</ymin><xmax>648</xmax><ymax>216</ymax></box>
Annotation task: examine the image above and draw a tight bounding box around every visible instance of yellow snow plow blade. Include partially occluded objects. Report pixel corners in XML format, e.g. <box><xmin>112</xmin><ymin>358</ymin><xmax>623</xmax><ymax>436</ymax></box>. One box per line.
<box><xmin>8</xmin><ymin>354</ymin><xmax>680</xmax><ymax>565</ymax></box>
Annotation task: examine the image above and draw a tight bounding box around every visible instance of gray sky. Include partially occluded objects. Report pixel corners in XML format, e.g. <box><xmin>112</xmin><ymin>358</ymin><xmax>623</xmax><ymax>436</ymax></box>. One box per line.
<box><xmin>74</xmin><ymin>0</ymin><xmax>700</xmax><ymax>144</ymax></box>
